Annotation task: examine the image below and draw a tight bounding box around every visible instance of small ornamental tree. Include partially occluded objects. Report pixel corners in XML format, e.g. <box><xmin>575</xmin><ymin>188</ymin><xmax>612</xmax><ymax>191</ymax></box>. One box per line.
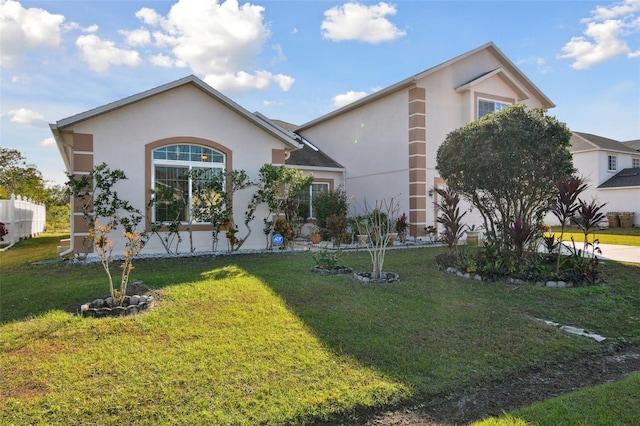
<box><xmin>436</xmin><ymin>105</ymin><xmax>574</xmax><ymax>254</ymax></box>
<box><xmin>67</xmin><ymin>164</ymin><xmax>147</xmax><ymax>304</ymax></box>
<box><xmin>434</xmin><ymin>187</ymin><xmax>467</xmax><ymax>252</ymax></box>
<box><xmin>67</xmin><ymin>163</ymin><xmax>145</xmax><ymax>257</ymax></box>
<box><xmin>352</xmin><ymin>196</ymin><xmax>399</xmax><ymax>280</ymax></box>
<box><xmin>251</xmin><ymin>164</ymin><xmax>313</xmax><ymax>249</ymax></box>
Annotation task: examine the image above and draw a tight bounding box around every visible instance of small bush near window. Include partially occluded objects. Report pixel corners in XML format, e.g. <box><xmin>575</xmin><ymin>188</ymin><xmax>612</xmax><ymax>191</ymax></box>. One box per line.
<box><xmin>313</xmin><ymin>188</ymin><xmax>348</xmax><ymax>230</ymax></box>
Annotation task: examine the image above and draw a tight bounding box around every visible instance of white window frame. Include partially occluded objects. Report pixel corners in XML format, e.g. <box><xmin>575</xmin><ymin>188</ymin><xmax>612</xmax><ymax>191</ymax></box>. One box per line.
<box><xmin>632</xmin><ymin>158</ymin><xmax>640</xmax><ymax>168</ymax></box>
<box><xmin>607</xmin><ymin>154</ymin><xmax>617</xmax><ymax>172</ymax></box>
<box><xmin>478</xmin><ymin>98</ymin><xmax>510</xmax><ymax>119</ymax></box>
<box><xmin>299</xmin><ymin>182</ymin><xmax>330</xmax><ymax>219</ymax></box>
<box><xmin>151</xmin><ymin>144</ymin><xmax>225</xmax><ymax>223</ymax></box>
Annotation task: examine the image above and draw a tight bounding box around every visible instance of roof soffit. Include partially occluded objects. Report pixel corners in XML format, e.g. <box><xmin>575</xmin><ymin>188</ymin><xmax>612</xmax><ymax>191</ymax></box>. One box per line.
<box><xmin>454</xmin><ymin>67</ymin><xmax>530</xmax><ymax>100</ymax></box>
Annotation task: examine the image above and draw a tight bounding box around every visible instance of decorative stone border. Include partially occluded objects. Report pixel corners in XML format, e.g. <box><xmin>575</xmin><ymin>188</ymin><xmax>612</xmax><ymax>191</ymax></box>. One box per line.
<box><xmin>443</xmin><ymin>267</ymin><xmax>578</xmax><ymax>288</ymax></box>
<box><xmin>80</xmin><ymin>295</ymin><xmax>155</xmax><ymax>318</ymax></box>
<box><xmin>310</xmin><ymin>265</ymin><xmax>354</xmax><ymax>275</ymax></box>
<box><xmin>353</xmin><ymin>271</ymin><xmax>400</xmax><ymax>284</ymax></box>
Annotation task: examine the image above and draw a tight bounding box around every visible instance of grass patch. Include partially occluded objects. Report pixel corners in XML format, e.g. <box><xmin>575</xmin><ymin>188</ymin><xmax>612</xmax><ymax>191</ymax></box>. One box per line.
<box><xmin>551</xmin><ymin>226</ymin><xmax>640</xmax><ymax>246</ymax></box>
<box><xmin>476</xmin><ymin>372</ymin><xmax>640</xmax><ymax>425</ymax></box>
<box><xmin>1</xmin><ymin>235</ymin><xmax>640</xmax><ymax>424</ymax></box>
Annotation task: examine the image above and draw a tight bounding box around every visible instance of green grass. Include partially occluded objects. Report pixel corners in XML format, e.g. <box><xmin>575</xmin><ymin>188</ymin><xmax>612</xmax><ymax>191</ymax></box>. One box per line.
<box><xmin>475</xmin><ymin>372</ymin><xmax>640</xmax><ymax>426</ymax></box>
<box><xmin>550</xmin><ymin>226</ymin><xmax>640</xmax><ymax>246</ymax></box>
<box><xmin>1</xmin><ymin>234</ymin><xmax>639</xmax><ymax>424</ymax></box>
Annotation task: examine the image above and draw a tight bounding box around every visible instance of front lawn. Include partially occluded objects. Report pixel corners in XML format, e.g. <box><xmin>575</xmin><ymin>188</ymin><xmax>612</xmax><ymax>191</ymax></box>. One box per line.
<box><xmin>1</xmin><ymin>235</ymin><xmax>639</xmax><ymax>424</ymax></box>
<box><xmin>551</xmin><ymin>225</ymin><xmax>640</xmax><ymax>246</ymax></box>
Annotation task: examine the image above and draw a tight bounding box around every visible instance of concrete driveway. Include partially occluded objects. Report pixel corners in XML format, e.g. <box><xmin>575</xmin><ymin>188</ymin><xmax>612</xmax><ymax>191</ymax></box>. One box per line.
<box><xmin>597</xmin><ymin>243</ymin><xmax>640</xmax><ymax>264</ymax></box>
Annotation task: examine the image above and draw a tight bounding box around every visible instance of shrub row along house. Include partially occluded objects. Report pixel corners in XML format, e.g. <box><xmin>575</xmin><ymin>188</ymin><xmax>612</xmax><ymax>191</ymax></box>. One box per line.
<box><xmin>50</xmin><ymin>42</ymin><xmax>640</xmax><ymax>256</ymax></box>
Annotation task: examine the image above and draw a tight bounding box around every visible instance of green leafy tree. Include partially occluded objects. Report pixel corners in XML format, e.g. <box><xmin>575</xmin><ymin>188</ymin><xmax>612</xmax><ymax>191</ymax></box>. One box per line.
<box><xmin>67</xmin><ymin>163</ymin><xmax>145</xmax><ymax>257</ymax></box>
<box><xmin>251</xmin><ymin>164</ymin><xmax>313</xmax><ymax>249</ymax></box>
<box><xmin>436</xmin><ymin>105</ymin><xmax>574</xmax><ymax>254</ymax></box>
<box><xmin>0</xmin><ymin>147</ymin><xmax>47</xmax><ymax>202</ymax></box>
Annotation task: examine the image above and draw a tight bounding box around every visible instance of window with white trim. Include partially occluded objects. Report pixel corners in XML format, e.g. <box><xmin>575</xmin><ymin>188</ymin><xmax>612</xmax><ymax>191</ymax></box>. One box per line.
<box><xmin>151</xmin><ymin>144</ymin><xmax>225</xmax><ymax>222</ymax></box>
<box><xmin>298</xmin><ymin>182</ymin><xmax>330</xmax><ymax>219</ymax></box>
<box><xmin>633</xmin><ymin>158</ymin><xmax>640</xmax><ymax>168</ymax></box>
<box><xmin>608</xmin><ymin>155</ymin><xmax>617</xmax><ymax>172</ymax></box>
<box><xmin>478</xmin><ymin>99</ymin><xmax>510</xmax><ymax>119</ymax></box>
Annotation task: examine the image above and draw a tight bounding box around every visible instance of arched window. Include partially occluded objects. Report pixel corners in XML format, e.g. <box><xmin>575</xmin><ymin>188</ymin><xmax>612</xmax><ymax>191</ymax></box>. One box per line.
<box><xmin>151</xmin><ymin>144</ymin><xmax>225</xmax><ymax>223</ymax></box>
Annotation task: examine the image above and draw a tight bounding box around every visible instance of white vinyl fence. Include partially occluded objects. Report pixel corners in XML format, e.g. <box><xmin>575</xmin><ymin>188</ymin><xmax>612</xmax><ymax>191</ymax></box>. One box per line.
<box><xmin>0</xmin><ymin>194</ymin><xmax>46</xmax><ymax>248</ymax></box>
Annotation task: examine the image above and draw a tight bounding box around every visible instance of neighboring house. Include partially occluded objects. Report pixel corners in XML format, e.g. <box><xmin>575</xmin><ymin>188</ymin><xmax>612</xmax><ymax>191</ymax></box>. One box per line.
<box><xmin>623</xmin><ymin>139</ymin><xmax>640</xmax><ymax>152</ymax></box>
<box><xmin>569</xmin><ymin>132</ymin><xmax>640</xmax><ymax>226</ymax></box>
<box><xmin>295</xmin><ymin>42</ymin><xmax>554</xmax><ymax>237</ymax></box>
<box><xmin>50</xmin><ymin>76</ymin><xmax>345</xmax><ymax>255</ymax></box>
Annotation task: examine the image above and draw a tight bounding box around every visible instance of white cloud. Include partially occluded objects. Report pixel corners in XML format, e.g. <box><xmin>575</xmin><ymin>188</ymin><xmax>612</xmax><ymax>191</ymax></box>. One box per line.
<box><xmin>271</xmin><ymin>44</ymin><xmax>286</xmax><ymax>65</ymax></box>
<box><xmin>11</xmin><ymin>73</ymin><xmax>27</xmax><ymax>83</ymax></box>
<box><xmin>204</xmin><ymin>70</ymin><xmax>272</xmax><ymax>91</ymax></box>
<box><xmin>83</xmin><ymin>24</ymin><xmax>99</xmax><ymax>33</ymax></box>
<box><xmin>40</xmin><ymin>137</ymin><xmax>55</xmax><ymax>147</ymax></box>
<box><xmin>150</xmin><ymin>53</ymin><xmax>174</xmax><ymax>67</ymax></box>
<box><xmin>560</xmin><ymin>0</ymin><xmax>640</xmax><ymax>69</ymax></box>
<box><xmin>273</xmin><ymin>74</ymin><xmax>294</xmax><ymax>91</ymax></box>
<box><xmin>332</xmin><ymin>90</ymin><xmax>368</xmax><ymax>108</ymax></box>
<box><xmin>588</xmin><ymin>0</ymin><xmax>640</xmax><ymax>21</ymax></box>
<box><xmin>8</xmin><ymin>107</ymin><xmax>46</xmax><ymax>127</ymax></box>
<box><xmin>321</xmin><ymin>2</ymin><xmax>406</xmax><ymax>43</ymax></box>
<box><xmin>120</xmin><ymin>28</ymin><xmax>151</xmax><ymax>47</ymax></box>
<box><xmin>130</xmin><ymin>0</ymin><xmax>294</xmax><ymax>92</ymax></box>
<box><xmin>76</xmin><ymin>34</ymin><xmax>142</xmax><ymax>74</ymax></box>
<box><xmin>0</xmin><ymin>0</ymin><xmax>66</xmax><ymax>67</ymax></box>
<box><xmin>262</xmin><ymin>100</ymin><xmax>282</xmax><ymax>107</ymax></box>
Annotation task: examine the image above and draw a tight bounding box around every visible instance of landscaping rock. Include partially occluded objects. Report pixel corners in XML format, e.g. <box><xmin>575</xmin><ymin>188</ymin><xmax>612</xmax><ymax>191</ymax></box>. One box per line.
<box><xmin>353</xmin><ymin>271</ymin><xmax>400</xmax><ymax>283</ymax></box>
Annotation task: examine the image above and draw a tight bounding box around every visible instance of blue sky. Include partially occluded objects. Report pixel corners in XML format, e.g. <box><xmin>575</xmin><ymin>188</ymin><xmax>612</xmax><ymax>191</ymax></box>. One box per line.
<box><xmin>2</xmin><ymin>0</ymin><xmax>639</xmax><ymax>186</ymax></box>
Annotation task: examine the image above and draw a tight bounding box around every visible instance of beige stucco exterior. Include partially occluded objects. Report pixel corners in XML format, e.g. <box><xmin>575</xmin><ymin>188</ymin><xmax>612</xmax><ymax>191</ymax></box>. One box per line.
<box><xmin>297</xmin><ymin>43</ymin><xmax>551</xmax><ymax>238</ymax></box>
<box><xmin>51</xmin><ymin>78</ymin><xmax>314</xmax><ymax>254</ymax></box>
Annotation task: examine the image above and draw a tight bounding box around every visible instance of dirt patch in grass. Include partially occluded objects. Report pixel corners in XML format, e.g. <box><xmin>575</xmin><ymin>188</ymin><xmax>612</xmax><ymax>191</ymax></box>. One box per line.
<box><xmin>356</xmin><ymin>345</ymin><xmax>640</xmax><ymax>425</ymax></box>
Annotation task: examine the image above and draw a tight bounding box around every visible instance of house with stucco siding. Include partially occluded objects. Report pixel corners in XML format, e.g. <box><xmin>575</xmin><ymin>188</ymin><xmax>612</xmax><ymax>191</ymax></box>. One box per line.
<box><xmin>57</xmin><ymin>42</ymin><xmax>624</xmax><ymax>255</ymax></box>
<box><xmin>50</xmin><ymin>76</ymin><xmax>344</xmax><ymax>255</ymax></box>
<box><xmin>294</xmin><ymin>42</ymin><xmax>554</xmax><ymax>237</ymax></box>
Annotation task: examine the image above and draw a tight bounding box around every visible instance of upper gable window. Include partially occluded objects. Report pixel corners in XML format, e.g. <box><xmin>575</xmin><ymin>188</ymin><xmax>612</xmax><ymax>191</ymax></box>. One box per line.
<box><xmin>608</xmin><ymin>155</ymin><xmax>617</xmax><ymax>172</ymax></box>
<box><xmin>151</xmin><ymin>144</ymin><xmax>225</xmax><ymax>223</ymax></box>
<box><xmin>633</xmin><ymin>158</ymin><xmax>640</xmax><ymax>168</ymax></box>
<box><xmin>478</xmin><ymin>99</ymin><xmax>510</xmax><ymax>119</ymax></box>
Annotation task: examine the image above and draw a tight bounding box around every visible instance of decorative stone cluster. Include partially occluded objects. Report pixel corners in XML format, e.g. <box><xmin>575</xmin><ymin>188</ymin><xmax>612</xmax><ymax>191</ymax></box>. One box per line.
<box><xmin>444</xmin><ymin>267</ymin><xmax>577</xmax><ymax>288</ymax></box>
<box><xmin>352</xmin><ymin>271</ymin><xmax>400</xmax><ymax>283</ymax></box>
<box><xmin>80</xmin><ymin>295</ymin><xmax>155</xmax><ymax>318</ymax></box>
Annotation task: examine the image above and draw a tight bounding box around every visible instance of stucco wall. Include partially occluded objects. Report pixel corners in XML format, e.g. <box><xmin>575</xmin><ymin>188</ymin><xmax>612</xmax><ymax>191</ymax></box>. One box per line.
<box><xmin>69</xmin><ymin>84</ymin><xmax>292</xmax><ymax>253</ymax></box>
<box><xmin>301</xmin><ymin>48</ymin><xmax>552</xmax><ymax>237</ymax></box>
<box><xmin>300</xmin><ymin>90</ymin><xmax>411</xmax><ymax>218</ymax></box>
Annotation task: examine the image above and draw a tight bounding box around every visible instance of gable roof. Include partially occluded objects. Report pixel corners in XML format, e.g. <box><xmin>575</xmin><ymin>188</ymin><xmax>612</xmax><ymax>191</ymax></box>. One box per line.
<box><xmin>598</xmin><ymin>167</ymin><xmax>640</xmax><ymax>188</ymax></box>
<box><xmin>296</xmin><ymin>42</ymin><xmax>554</xmax><ymax>131</ymax></box>
<box><xmin>50</xmin><ymin>75</ymin><xmax>300</xmax><ymax>150</ymax></box>
<box><xmin>269</xmin><ymin>119</ymin><xmax>344</xmax><ymax>169</ymax></box>
<box><xmin>623</xmin><ymin>139</ymin><xmax>640</xmax><ymax>151</ymax></box>
<box><xmin>571</xmin><ymin>132</ymin><xmax>639</xmax><ymax>154</ymax></box>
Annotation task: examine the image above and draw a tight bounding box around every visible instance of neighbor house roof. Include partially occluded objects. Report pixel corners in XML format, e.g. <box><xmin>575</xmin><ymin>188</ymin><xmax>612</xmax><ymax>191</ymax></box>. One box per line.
<box><xmin>269</xmin><ymin>119</ymin><xmax>344</xmax><ymax>169</ymax></box>
<box><xmin>623</xmin><ymin>139</ymin><xmax>640</xmax><ymax>151</ymax></box>
<box><xmin>296</xmin><ymin>42</ymin><xmax>554</xmax><ymax>131</ymax></box>
<box><xmin>50</xmin><ymin>75</ymin><xmax>301</xmax><ymax>170</ymax></box>
<box><xmin>571</xmin><ymin>132</ymin><xmax>639</xmax><ymax>154</ymax></box>
<box><xmin>598</xmin><ymin>168</ymin><xmax>640</xmax><ymax>189</ymax></box>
